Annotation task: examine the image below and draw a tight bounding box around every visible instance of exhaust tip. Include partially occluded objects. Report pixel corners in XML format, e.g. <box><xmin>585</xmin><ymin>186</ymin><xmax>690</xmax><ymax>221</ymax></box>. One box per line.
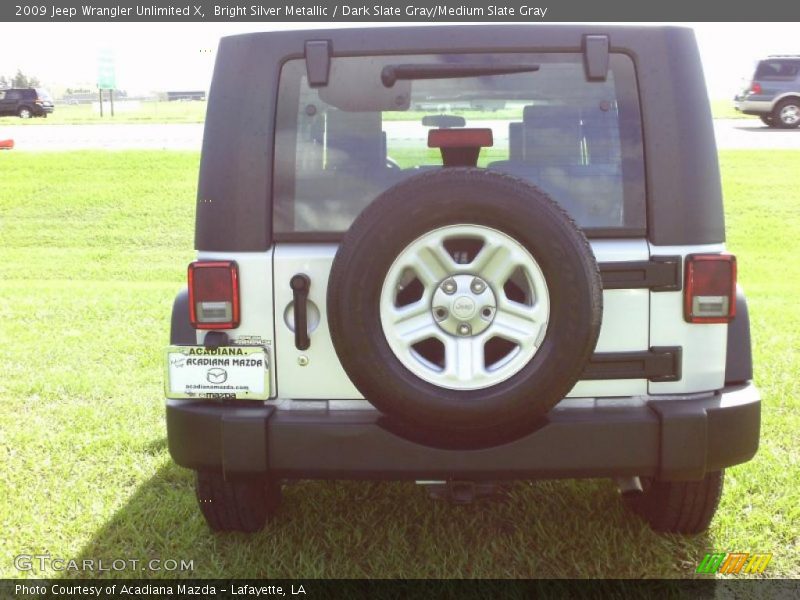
<box><xmin>615</xmin><ymin>476</ymin><xmax>644</xmax><ymax>496</ymax></box>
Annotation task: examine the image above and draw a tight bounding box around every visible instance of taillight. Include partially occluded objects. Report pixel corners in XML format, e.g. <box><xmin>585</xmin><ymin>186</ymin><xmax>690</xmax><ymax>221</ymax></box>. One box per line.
<box><xmin>188</xmin><ymin>261</ymin><xmax>240</xmax><ymax>329</ymax></box>
<box><xmin>684</xmin><ymin>254</ymin><xmax>736</xmax><ymax>323</ymax></box>
<box><xmin>427</xmin><ymin>128</ymin><xmax>494</xmax><ymax>148</ymax></box>
<box><xmin>750</xmin><ymin>82</ymin><xmax>762</xmax><ymax>94</ymax></box>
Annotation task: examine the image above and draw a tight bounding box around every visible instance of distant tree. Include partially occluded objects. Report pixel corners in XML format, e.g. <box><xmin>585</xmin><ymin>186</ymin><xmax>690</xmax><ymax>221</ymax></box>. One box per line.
<box><xmin>11</xmin><ymin>69</ymin><xmax>26</xmax><ymax>87</ymax></box>
<box><xmin>0</xmin><ymin>75</ymin><xmax>8</xmax><ymax>89</ymax></box>
<box><xmin>10</xmin><ymin>69</ymin><xmax>41</xmax><ymax>88</ymax></box>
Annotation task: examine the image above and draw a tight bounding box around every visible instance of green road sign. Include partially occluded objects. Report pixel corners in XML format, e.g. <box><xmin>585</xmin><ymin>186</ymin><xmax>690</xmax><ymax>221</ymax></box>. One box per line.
<box><xmin>98</xmin><ymin>48</ymin><xmax>116</xmax><ymax>89</ymax></box>
<box><xmin>98</xmin><ymin>70</ymin><xmax>116</xmax><ymax>89</ymax></box>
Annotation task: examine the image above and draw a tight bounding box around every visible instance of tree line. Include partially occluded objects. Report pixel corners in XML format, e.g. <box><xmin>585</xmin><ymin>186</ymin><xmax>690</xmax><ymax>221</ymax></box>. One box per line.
<box><xmin>0</xmin><ymin>70</ymin><xmax>41</xmax><ymax>89</ymax></box>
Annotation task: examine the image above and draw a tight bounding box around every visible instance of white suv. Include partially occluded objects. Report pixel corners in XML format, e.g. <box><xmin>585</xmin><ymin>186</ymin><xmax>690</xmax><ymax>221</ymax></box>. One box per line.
<box><xmin>164</xmin><ymin>25</ymin><xmax>760</xmax><ymax>534</ymax></box>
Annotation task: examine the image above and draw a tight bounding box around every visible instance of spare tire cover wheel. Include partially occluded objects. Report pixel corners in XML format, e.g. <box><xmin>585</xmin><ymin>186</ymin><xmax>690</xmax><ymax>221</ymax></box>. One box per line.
<box><xmin>327</xmin><ymin>169</ymin><xmax>602</xmax><ymax>444</ymax></box>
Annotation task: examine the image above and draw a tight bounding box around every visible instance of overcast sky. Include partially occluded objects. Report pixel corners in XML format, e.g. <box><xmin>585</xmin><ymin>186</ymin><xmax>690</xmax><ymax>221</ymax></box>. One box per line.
<box><xmin>0</xmin><ymin>22</ymin><xmax>796</xmax><ymax>98</ymax></box>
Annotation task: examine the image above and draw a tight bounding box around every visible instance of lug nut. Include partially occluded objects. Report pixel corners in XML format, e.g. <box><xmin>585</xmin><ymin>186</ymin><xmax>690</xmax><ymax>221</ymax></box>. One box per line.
<box><xmin>434</xmin><ymin>307</ymin><xmax>448</xmax><ymax>321</ymax></box>
<box><xmin>441</xmin><ymin>278</ymin><xmax>457</xmax><ymax>295</ymax></box>
<box><xmin>481</xmin><ymin>307</ymin><xmax>494</xmax><ymax>319</ymax></box>
<box><xmin>457</xmin><ymin>323</ymin><xmax>472</xmax><ymax>336</ymax></box>
<box><xmin>470</xmin><ymin>278</ymin><xmax>486</xmax><ymax>294</ymax></box>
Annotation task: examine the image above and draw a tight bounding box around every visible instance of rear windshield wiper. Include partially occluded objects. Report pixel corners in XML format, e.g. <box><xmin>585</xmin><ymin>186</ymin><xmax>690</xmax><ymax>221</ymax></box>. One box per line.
<box><xmin>381</xmin><ymin>63</ymin><xmax>540</xmax><ymax>87</ymax></box>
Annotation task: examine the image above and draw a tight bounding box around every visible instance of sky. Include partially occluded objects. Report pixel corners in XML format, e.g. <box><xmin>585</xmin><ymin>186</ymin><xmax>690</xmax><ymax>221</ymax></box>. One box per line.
<box><xmin>0</xmin><ymin>22</ymin><xmax>796</xmax><ymax>99</ymax></box>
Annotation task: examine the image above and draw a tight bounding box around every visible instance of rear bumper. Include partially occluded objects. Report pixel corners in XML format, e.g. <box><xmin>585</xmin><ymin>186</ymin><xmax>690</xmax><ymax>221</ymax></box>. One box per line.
<box><xmin>166</xmin><ymin>383</ymin><xmax>760</xmax><ymax>481</ymax></box>
<box><xmin>734</xmin><ymin>98</ymin><xmax>773</xmax><ymax>115</ymax></box>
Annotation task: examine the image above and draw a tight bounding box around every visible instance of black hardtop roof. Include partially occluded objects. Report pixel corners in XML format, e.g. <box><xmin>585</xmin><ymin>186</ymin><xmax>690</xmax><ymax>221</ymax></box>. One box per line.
<box><xmin>196</xmin><ymin>24</ymin><xmax>723</xmax><ymax>250</ymax></box>
<box><xmin>219</xmin><ymin>23</ymin><xmax>695</xmax><ymax>50</ymax></box>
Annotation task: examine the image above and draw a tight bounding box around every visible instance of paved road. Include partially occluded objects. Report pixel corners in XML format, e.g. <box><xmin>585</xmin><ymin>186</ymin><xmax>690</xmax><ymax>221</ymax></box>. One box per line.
<box><xmin>712</xmin><ymin>119</ymin><xmax>800</xmax><ymax>150</ymax></box>
<box><xmin>0</xmin><ymin>123</ymin><xmax>204</xmax><ymax>151</ymax></box>
<box><xmin>1</xmin><ymin>119</ymin><xmax>798</xmax><ymax>151</ymax></box>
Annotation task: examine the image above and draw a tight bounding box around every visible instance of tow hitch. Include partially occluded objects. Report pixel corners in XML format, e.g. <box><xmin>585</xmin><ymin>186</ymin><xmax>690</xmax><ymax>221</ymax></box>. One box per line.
<box><xmin>418</xmin><ymin>480</ymin><xmax>507</xmax><ymax>504</ymax></box>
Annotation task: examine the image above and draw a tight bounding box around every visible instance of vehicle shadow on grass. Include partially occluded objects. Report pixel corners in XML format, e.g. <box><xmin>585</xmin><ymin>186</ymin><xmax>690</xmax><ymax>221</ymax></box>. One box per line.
<box><xmin>66</xmin><ymin>448</ymin><xmax>713</xmax><ymax>579</ymax></box>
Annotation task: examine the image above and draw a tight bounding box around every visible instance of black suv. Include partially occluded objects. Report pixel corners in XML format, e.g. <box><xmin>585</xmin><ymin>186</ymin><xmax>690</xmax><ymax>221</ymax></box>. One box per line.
<box><xmin>0</xmin><ymin>88</ymin><xmax>54</xmax><ymax>118</ymax></box>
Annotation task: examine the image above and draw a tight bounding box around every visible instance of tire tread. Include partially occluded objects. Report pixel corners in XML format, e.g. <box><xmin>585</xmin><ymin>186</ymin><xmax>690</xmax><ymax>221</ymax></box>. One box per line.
<box><xmin>625</xmin><ymin>471</ymin><xmax>724</xmax><ymax>534</ymax></box>
<box><xmin>195</xmin><ymin>471</ymin><xmax>280</xmax><ymax>533</ymax></box>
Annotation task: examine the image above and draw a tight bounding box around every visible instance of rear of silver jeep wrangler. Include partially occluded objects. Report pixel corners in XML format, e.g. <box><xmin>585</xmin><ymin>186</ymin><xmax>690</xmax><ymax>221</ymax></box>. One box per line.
<box><xmin>165</xmin><ymin>26</ymin><xmax>759</xmax><ymax>533</ymax></box>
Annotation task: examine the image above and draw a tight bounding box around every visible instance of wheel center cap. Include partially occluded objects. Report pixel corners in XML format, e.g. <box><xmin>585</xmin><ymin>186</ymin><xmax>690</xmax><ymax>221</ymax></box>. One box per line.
<box><xmin>452</xmin><ymin>296</ymin><xmax>476</xmax><ymax>319</ymax></box>
<box><xmin>431</xmin><ymin>274</ymin><xmax>496</xmax><ymax>337</ymax></box>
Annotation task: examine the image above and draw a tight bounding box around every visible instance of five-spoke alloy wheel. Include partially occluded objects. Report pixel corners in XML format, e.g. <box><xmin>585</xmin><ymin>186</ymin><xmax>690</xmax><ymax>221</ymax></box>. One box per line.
<box><xmin>380</xmin><ymin>224</ymin><xmax>550</xmax><ymax>390</ymax></box>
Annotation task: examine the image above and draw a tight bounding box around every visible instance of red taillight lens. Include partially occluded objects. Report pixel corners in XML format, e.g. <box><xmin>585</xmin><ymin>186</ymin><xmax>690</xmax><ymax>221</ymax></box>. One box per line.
<box><xmin>427</xmin><ymin>128</ymin><xmax>494</xmax><ymax>148</ymax></box>
<box><xmin>750</xmin><ymin>82</ymin><xmax>762</xmax><ymax>94</ymax></box>
<box><xmin>188</xmin><ymin>261</ymin><xmax>240</xmax><ymax>329</ymax></box>
<box><xmin>684</xmin><ymin>254</ymin><xmax>736</xmax><ymax>323</ymax></box>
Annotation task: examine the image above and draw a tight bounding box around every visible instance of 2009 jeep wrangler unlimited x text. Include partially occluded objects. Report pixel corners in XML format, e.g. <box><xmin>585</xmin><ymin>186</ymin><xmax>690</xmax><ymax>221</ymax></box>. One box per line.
<box><xmin>164</xmin><ymin>25</ymin><xmax>760</xmax><ymax>534</ymax></box>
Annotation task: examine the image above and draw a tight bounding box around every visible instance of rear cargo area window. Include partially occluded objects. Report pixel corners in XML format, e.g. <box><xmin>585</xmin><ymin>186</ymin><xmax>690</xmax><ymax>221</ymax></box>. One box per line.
<box><xmin>273</xmin><ymin>53</ymin><xmax>645</xmax><ymax>236</ymax></box>
<box><xmin>755</xmin><ymin>60</ymin><xmax>800</xmax><ymax>80</ymax></box>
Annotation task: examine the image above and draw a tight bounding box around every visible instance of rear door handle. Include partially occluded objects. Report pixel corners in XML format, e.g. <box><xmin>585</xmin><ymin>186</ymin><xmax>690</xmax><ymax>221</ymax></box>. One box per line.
<box><xmin>290</xmin><ymin>274</ymin><xmax>311</xmax><ymax>350</ymax></box>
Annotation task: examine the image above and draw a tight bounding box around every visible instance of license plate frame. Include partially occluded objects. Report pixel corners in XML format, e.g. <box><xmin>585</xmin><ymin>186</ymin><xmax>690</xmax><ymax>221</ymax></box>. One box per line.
<box><xmin>164</xmin><ymin>345</ymin><xmax>270</xmax><ymax>400</ymax></box>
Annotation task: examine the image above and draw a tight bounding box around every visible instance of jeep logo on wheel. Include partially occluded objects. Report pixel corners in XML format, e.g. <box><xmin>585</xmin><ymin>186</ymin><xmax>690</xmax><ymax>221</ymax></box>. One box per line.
<box><xmin>452</xmin><ymin>296</ymin><xmax>476</xmax><ymax>318</ymax></box>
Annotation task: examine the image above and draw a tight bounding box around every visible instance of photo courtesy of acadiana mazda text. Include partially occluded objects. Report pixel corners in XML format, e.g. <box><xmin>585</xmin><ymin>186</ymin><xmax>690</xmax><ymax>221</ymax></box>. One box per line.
<box><xmin>163</xmin><ymin>25</ymin><xmax>760</xmax><ymax>534</ymax></box>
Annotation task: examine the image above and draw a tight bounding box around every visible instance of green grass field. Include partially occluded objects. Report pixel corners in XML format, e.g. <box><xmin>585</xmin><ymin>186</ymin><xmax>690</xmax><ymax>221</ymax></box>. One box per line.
<box><xmin>0</xmin><ymin>100</ymin><xmax>208</xmax><ymax>125</ymax></box>
<box><xmin>0</xmin><ymin>150</ymin><xmax>797</xmax><ymax>579</ymax></box>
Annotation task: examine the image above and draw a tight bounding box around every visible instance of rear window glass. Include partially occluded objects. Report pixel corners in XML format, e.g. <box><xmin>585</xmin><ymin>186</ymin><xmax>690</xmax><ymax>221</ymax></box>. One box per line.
<box><xmin>274</xmin><ymin>53</ymin><xmax>645</xmax><ymax>236</ymax></box>
<box><xmin>755</xmin><ymin>60</ymin><xmax>800</xmax><ymax>80</ymax></box>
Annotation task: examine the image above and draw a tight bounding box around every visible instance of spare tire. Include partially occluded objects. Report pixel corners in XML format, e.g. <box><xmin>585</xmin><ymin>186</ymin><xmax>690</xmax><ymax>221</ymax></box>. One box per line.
<box><xmin>328</xmin><ymin>169</ymin><xmax>602</xmax><ymax>445</ymax></box>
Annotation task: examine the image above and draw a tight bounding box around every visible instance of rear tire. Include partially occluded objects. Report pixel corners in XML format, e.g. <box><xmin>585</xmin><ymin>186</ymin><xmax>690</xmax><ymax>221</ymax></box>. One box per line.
<box><xmin>758</xmin><ymin>115</ymin><xmax>775</xmax><ymax>127</ymax></box>
<box><xmin>773</xmin><ymin>99</ymin><xmax>800</xmax><ymax>129</ymax></box>
<box><xmin>623</xmin><ymin>471</ymin><xmax>724</xmax><ymax>534</ymax></box>
<box><xmin>195</xmin><ymin>471</ymin><xmax>281</xmax><ymax>532</ymax></box>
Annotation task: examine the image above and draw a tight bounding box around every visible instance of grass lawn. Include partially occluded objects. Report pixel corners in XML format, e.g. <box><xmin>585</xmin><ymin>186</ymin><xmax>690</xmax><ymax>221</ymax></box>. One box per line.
<box><xmin>0</xmin><ymin>150</ymin><xmax>797</xmax><ymax>579</ymax></box>
<box><xmin>0</xmin><ymin>100</ymin><xmax>207</xmax><ymax>125</ymax></box>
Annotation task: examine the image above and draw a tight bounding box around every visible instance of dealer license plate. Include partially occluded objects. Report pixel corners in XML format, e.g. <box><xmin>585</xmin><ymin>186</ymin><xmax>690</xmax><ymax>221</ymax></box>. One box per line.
<box><xmin>164</xmin><ymin>345</ymin><xmax>270</xmax><ymax>400</ymax></box>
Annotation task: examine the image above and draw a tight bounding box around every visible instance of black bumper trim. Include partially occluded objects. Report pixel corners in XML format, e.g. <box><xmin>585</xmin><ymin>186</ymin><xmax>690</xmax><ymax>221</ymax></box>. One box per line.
<box><xmin>166</xmin><ymin>383</ymin><xmax>759</xmax><ymax>482</ymax></box>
